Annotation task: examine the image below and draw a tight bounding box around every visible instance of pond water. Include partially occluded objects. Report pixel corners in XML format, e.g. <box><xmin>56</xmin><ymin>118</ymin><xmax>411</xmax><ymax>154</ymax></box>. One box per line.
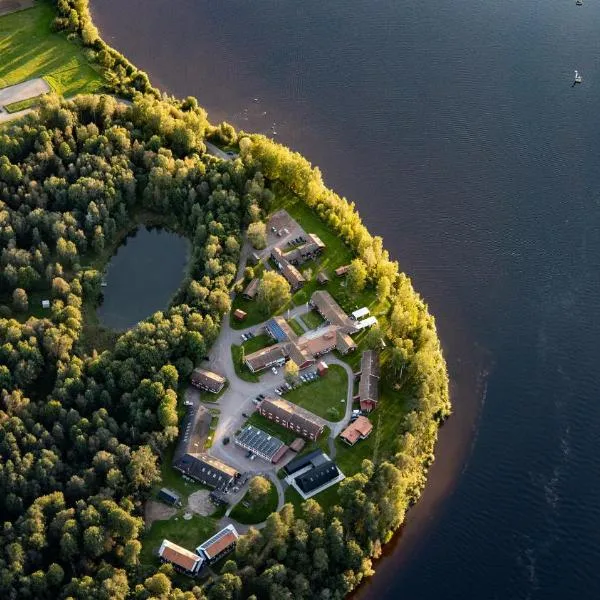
<box><xmin>97</xmin><ymin>227</ymin><xmax>190</xmax><ymax>330</ymax></box>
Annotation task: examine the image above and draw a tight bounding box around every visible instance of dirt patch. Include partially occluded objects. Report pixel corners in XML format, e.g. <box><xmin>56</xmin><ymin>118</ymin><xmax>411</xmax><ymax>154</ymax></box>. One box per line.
<box><xmin>0</xmin><ymin>0</ymin><xmax>35</xmax><ymax>17</ymax></box>
<box><xmin>144</xmin><ymin>500</ymin><xmax>177</xmax><ymax>528</ymax></box>
<box><xmin>187</xmin><ymin>489</ymin><xmax>214</xmax><ymax>516</ymax></box>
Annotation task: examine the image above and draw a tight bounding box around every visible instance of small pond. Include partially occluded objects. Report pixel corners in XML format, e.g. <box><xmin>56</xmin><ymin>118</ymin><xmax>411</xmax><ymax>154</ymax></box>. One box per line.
<box><xmin>97</xmin><ymin>227</ymin><xmax>190</xmax><ymax>330</ymax></box>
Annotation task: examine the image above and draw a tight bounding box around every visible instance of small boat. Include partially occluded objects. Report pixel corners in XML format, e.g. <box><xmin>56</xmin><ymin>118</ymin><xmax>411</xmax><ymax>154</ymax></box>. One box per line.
<box><xmin>574</xmin><ymin>70</ymin><xmax>582</xmax><ymax>84</ymax></box>
<box><xmin>576</xmin><ymin>0</ymin><xmax>583</xmax><ymax>5</ymax></box>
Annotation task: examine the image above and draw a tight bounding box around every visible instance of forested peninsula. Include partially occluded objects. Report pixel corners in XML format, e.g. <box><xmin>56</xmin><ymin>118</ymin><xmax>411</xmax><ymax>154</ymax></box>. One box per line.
<box><xmin>0</xmin><ymin>1</ymin><xmax>450</xmax><ymax>598</ymax></box>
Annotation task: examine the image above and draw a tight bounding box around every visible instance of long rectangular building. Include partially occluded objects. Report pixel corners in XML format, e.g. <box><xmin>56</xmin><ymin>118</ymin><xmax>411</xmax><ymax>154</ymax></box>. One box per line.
<box><xmin>310</xmin><ymin>290</ymin><xmax>356</xmax><ymax>333</ymax></box>
<box><xmin>159</xmin><ymin>540</ymin><xmax>203</xmax><ymax>576</ymax></box>
<box><xmin>259</xmin><ymin>397</ymin><xmax>324</xmax><ymax>440</ymax></box>
<box><xmin>195</xmin><ymin>525</ymin><xmax>239</xmax><ymax>564</ymax></box>
<box><xmin>235</xmin><ymin>425</ymin><xmax>288</xmax><ymax>463</ymax></box>
<box><xmin>173</xmin><ymin>452</ymin><xmax>239</xmax><ymax>490</ymax></box>
<box><xmin>356</xmin><ymin>350</ymin><xmax>380</xmax><ymax>412</ymax></box>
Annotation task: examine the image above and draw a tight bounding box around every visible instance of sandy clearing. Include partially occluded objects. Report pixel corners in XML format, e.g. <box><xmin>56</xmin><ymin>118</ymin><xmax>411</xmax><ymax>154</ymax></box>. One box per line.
<box><xmin>144</xmin><ymin>500</ymin><xmax>177</xmax><ymax>528</ymax></box>
<box><xmin>0</xmin><ymin>0</ymin><xmax>35</xmax><ymax>17</ymax></box>
<box><xmin>188</xmin><ymin>489</ymin><xmax>214</xmax><ymax>516</ymax></box>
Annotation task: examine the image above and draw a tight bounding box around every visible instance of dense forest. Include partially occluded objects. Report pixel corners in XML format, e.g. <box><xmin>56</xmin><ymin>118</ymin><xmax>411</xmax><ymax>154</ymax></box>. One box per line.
<box><xmin>0</xmin><ymin>2</ymin><xmax>450</xmax><ymax>599</ymax></box>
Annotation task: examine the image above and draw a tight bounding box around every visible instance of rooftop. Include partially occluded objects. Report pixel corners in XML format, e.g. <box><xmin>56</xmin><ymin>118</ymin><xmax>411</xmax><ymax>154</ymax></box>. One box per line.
<box><xmin>196</xmin><ymin>524</ymin><xmax>239</xmax><ymax>560</ymax></box>
<box><xmin>159</xmin><ymin>540</ymin><xmax>201</xmax><ymax>572</ymax></box>
<box><xmin>340</xmin><ymin>416</ymin><xmax>373</xmax><ymax>445</ymax></box>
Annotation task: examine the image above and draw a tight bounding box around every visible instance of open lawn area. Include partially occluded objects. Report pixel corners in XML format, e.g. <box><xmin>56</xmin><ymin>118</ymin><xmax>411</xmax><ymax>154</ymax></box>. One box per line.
<box><xmin>301</xmin><ymin>310</ymin><xmax>325</xmax><ymax>330</ymax></box>
<box><xmin>230</xmin><ymin>479</ymin><xmax>278</xmax><ymax>524</ymax></box>
<box><xmin>242</xmin><ymin>333</ymin><xmax>272</xmax><ymax>354</ymax></box>
<box><xmin>0</xmin><ymin>2</ymin><xmax>104</xmax><ymax>96</ymax></box>
<box><xmin>335</xmin><ymin>381</ymin><xmax>411</xmax><ymax>476</ymax></box>
<box><xmin>230</xmin><ymin>293</ymin><xmax>268</xmax><ymax>330</ymax></box>
<box><xmin>287</xmin><ymin>317</ymin><xmax>304</xmax><ymax>336</ymax></box>
<box><xmin>140</xmin><ymin>513</ymin><xmax>216</xmax><ymax>567</ymax></box>
<box><xmin>285</xmin><ymin>364</ymin><xmax>348</xmax><ymax>421</ymax></box>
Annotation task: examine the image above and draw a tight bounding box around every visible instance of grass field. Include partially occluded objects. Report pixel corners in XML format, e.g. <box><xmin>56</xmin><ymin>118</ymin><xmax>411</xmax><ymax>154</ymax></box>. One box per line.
<box><xmin>230</xmin><ymin>293</ymin><xmax>269</xmax><ymax>330</ymax></box>
<box><xmin>0</xmin><ymin>2</ymin><xmax>104</xmax><ymax>95</ymax></box>
<box><xmin>242</xmin><ymin>333</ymin><xmax>273</xmax><ymax>354</ymax></box>
<box><xmin>285</xmin><ymin>364</ymin><xmax>348</xmax><ymax>421</ymax></box>
<box><xmin>287</xmin><ymin>318</ymin><xmax>304</xmax><ymax>336</ymax></box>
<box><xmin>230</xmin><ymin>479</ymin><xmax>278</xmax><ymax>524</ymax></box>
<box><xmin>301</xmin><ymin>310</ymin><xmax>325</xmax><ymax>330</ymax></box>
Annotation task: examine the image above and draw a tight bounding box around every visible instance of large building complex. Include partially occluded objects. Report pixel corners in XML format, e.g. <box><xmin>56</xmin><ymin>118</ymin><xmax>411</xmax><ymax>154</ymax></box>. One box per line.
<box><xmin>244</xmin><ymin>292</ymin><xmax>359</xmax><ymax>373</ymax></box>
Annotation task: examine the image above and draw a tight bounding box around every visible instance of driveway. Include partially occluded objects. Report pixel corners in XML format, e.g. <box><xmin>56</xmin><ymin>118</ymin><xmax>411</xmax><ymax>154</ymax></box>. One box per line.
<box><xmin>0</xmin><ymin>78</ymin><xmax>50</xmax><ymax>124</ymax></box>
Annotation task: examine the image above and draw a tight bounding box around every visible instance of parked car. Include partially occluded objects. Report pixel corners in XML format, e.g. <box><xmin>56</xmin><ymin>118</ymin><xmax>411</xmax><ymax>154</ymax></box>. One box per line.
<box><xmin>250</xmin><ymin>454</ymin><xmax>256</xmax><ymax>461</ymax></box>
<box><xmin>247</xmin><ymin>332</ymin><xmax>254</xmax><ymax>339</ymax></box>
<box><xmin>271</xmin><ymin>366</ymin><xmax>278</xmax><ymax>375</ymax></box>
<box><xmin>253</xmin><ymin>398</ymin><xmax>260</xmax><ymax>404</ymax></box>
<box><xmin>242</xmin><ymin>412</ymin><xmax>249</xmax><ymax>418</ymax></box>
<box><xmin>222</xmin><ymin>437</ymin><xmax>230</xmax><ymax>445</ymax></box>
<box><xmin>271</xmin><ymin>226</ymin><xmax>277</xmax><ymax>233</ymax></box>
<box><xmin>258</xmin><ymin>393</ymin><xmax>265</xmax><ymax>400</ymax></box>
<box><xmin>246</xmin><ymin>451</ymin><xmax>252</xmax><ymax>458</ymax></box>
<box><xmin>241</xmin><ymin>334</ymin><xmax>247</xmax><ymax>341</ymax></box>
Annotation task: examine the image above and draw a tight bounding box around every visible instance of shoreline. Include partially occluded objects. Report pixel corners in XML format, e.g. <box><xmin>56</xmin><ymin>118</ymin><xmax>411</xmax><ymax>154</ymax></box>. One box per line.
<box><xmin>86</xmin><ymin>0</ymin><xmax>477</xmax><ymax>587</ymax></box>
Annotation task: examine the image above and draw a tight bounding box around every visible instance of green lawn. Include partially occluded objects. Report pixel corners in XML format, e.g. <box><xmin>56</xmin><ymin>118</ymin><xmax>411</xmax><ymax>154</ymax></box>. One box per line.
<box><xmin>242</xmin><ymin>333</ymin><xmax>273</xmax><ymax>354</ymax></box>
<box><xmin>301</xmin><ymin>310</ymin><xmax>325</xmax><ymax>330</ymax></box>
<box><xmin>230</xmin><ymin>480</ymin><xmax>278</xmax><ymax>525</ymax></box>
<box><xmin>245</xmin><ymin>412</ymin><xmax>297</xmax><ymax>445</ymax></box>
<box><xmin>140</xmin><ymin>513</ymin><xmax>216</xmax><ymax>567</ymax></box>
<box><xmin>204</xmin><ymin>409</ymin><xmax>220</xmax><ymax>449</ymax></box>
<box><xmin>0</xmin><ymin>2</ymin><xmax>104</xmax><ymax>96</ymax></box>
<box><xmin>230</xmin><ymin>293</ymin><xmax>269</xmax><ymax>330</ymax></box>
<box><xmin>231</xmin><ymin>344</ymin><xmax>259</xmax><ymax>382</ymax></box>
<box><xmin>287</xmin><ymin>318</ymin><xmax>304</xmax><ymax>336</ymax></box>
<box><xmin>285</xmin><ymin>364</ymin><xmax>348</xmax><ymax>421</ymax></box>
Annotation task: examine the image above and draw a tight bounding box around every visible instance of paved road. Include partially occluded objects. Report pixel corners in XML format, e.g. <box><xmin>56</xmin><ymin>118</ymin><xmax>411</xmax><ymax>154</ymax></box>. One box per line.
<box><xmin>0</xmin><ymin>78</ymin><xmax>50</xmax><ymax>124</ymax></box>
<box><xmin>205</xmin><ymin>141</ymin><xmax>238</xmax><ymax>161</ymax></box>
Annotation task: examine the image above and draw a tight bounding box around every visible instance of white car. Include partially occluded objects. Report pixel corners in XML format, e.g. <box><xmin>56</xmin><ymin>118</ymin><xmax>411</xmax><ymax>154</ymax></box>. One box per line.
<box><xmin>271</xmin><ymin>366</ymin><xmax>278</xmax><ymax>375</ymax></box>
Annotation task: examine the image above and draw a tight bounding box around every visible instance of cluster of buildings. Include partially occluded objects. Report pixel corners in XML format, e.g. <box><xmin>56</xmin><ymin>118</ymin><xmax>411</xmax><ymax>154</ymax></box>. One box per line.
<box><xmin>172</xmin><ymin>402</ymin><xmax>240</xmax><ymax>491</ymax></box>
<box><xmin>244</xmin><ymin>290</ymin><xmax>370</xmax><ymax>374</ymax></box>
<box><xmin>283</xmin><ymin>450</ymin><xmax>344</xmax><ymax>499</ymax></box>
<box><xmin>158</xmin><ymin>524</ymin><xmax>239</xmax><ymax>577</ymax></box>
<box><xmin>271</xmin><ymin>233</ymin><xmax>326</xmax><ymax>290</ymax></box>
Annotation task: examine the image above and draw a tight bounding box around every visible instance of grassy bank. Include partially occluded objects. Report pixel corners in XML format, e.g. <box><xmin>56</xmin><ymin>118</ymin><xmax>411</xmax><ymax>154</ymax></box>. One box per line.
<box><xmin>0</xmin><ymin>2</ymin><xmax>103</xmax><ymax>95</ymax></box>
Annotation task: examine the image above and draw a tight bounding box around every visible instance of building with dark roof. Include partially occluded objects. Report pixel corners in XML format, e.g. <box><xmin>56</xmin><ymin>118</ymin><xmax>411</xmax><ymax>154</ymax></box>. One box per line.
<box><xmin>242</xmin><ymin>278</ymin><xmax>260</xmax><ymax>300</ymax></box>
<box><xmin>173</xmin><ymin>452</ymin><xmax>239</xmax><ymax>490</ymax></box>
<box><xmin>157</xmin><ymin>488</ymin><xmax>181</xmax><ymax>506</ymax></box>
<box><xmin>266</xmin><ymin>316</ymin><xmax>298</xmax><ymax>343</ymax></box>
<box><xmin>259</xmin><ymin>397</ymin><xmax>324</xmax><ymax>440</ymax></box>
<box><xmin>355</xmin><ymin>350</ymin><xmax>380</xmax><ymax>412</ymax></box>
<box><xmin>195</xmin><ymin>525</ymin><xmax>239</xmax><ymax>564</ymax></box>
<box><xmin>272</xmin><ymin>247</ymin><xmax>306</xmax><ymax>290</ymax></box>
<box><xmin>317</xmin><ymin>271</ymin><xmax>330</xmax><ymax>285</ymax></box>
<box><xmin>295</xmin><ymin>461</ymin><xmax>339</xmax><ymax>494</ymax></box>
<box><xmin>159</xmin><ymin>540</ymin><xmax>202</xmax><ymax>576</ymax></box>
<box><xmin>235</xmin><ymin>425</ymin><xmax>288</xmax><ymax>463</ymax></box>
<box><xmin>284</xmin><ymin>449</ymin><xmax>327</xmax><ymax>475</ymax></box>
<box><xmin>191</xmin><ymin>368</ymin><xmax>226</xmax><ymax>393</ymax></box>
<box><xmin>281</xmin><ymin>233</ymin><xmax>326</xmax><ymax>265</ymax></box>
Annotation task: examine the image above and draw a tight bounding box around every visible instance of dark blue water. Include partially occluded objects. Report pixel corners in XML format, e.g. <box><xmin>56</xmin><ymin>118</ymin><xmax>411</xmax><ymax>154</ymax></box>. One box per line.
<box><xmin>97</xmin><ymin>227</ymin><xmax>189</xmax><ymax>330</ymax></box>
<box><xmin>90</xmin><ymin>0</ymin><xmax>600</xmax><ymax>597</ymax></box>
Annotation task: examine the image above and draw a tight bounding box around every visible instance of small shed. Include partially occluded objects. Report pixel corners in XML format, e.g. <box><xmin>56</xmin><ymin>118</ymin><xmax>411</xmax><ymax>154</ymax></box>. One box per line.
<box><xmin>233</xmin><ymin>309</ymin><xmax>247</xmax><ymax>321</ymax></box>
<box><xmin>335</xmin><ymin>265</ymin><xmax>350</xmax><ymax>277</ymax></box>
<box><xmin>317</xmin><ymin>361</ymin><xmax>329</xmax><ymax>377</ymax></box>
<box><xmin>289</xmin><ymin>438</ymin><xmax>306</xmax><ymax>453</ymax></box>
<box><xmin>317</xmin><ymin>272</ymin><xmax>329</xmax><ymax>285</ymax></box>
<box><xmin>248</xmin><ymin>252</ymin><xmax>261</xmax><ymax>266</ymax></box>
<box><xmin>41</xmin><ymin>300</ymin><xmax>50</xmax><ymax>309</ymax></box>
<box><xmin>157</xmin><ymin>488</ymin><xmax>181</xmax><ymax>507</ymax></box>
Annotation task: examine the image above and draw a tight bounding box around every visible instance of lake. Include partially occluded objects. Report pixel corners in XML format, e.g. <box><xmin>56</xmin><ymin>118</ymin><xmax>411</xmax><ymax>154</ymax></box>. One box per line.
<box><xmin>97</xmin><ymin>227</ymin><xmax>190</xmax><ymax>330</ymax></box>
<box><xmin>90</xmin><ymin>0</ymin><xmax>600</xmax><ymax>597</ymax></box>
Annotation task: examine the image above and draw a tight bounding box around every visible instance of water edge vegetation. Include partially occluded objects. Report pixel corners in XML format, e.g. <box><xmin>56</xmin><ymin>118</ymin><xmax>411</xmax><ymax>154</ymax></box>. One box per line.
<box><xmin>0</xmin><ymin>1</ymin><xmax>451</xmax><ymax>599</ymax></box>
